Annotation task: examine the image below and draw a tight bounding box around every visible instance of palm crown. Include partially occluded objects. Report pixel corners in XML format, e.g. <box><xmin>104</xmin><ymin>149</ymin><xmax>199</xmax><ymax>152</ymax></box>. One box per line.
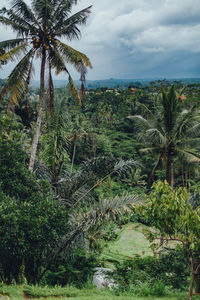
<box><xmin>129</xmin><ymin>86</ymin><xmax>200</xmax><ymax>187</ymax></box>
<box><xmin>0</xmin><ymin>0</ymin><xmax>92</xmax><ymax>103</ymax></box>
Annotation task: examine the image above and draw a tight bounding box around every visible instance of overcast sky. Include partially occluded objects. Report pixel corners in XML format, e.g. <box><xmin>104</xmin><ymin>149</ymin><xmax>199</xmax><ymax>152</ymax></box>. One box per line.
<box><xmin>0</xmin><ymin>0</ymin><xmax>200</xmax><ymax>80</ymax></box>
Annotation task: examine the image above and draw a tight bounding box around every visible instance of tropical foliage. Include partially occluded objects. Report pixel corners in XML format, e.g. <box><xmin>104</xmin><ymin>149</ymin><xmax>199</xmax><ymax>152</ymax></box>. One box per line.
<box><xmin>141</xmin><ymin>181</ymin><xmax>200</xmax><ymax>299</ymax></box>
<box><xmin>0</xmin><ymin>2</ymin><xmax>200</xmax><ymax>296</ymax></box>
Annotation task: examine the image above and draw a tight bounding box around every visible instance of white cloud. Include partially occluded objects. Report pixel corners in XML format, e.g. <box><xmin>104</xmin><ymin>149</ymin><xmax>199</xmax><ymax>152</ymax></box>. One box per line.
<box><xmin>76</xmin><ymin>0</ymin><xmax>200</xmax><ymax>54</ymax></box>
<box><xmin>131</xmin><ymin>24</ymin><xmax>200</xmax><ymax>53</ymax></box>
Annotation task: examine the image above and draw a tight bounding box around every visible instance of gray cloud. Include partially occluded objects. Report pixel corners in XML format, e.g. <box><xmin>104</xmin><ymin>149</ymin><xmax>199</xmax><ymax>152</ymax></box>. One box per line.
<box><xmin>0</xmin><ymin>0</ymin><xmax>199</xmax><ymax>80</ymax></box>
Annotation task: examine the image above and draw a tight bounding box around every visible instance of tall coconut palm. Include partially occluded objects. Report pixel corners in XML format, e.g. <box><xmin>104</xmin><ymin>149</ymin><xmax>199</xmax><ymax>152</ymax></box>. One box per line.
<box><xmin>0</xmin><ymin>0</ymin><xmax>92</xmax><ymax>171</ymax></box>
<box><xmin>129</xmin><ymin>85</ymin><xmax>200</xmax><ymax>188</ymax></box>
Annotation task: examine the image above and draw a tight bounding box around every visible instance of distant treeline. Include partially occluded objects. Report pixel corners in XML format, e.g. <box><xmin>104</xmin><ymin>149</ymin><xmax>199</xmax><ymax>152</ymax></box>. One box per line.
<box><xmin>26</xmin><ymin>77</ymin><xmax>200</xmax><ymax>89</ymax></box>
<box><xmin>1</xmin><ymin>77</ymin><xmax>200</xmax><ymax>90</ymax></box>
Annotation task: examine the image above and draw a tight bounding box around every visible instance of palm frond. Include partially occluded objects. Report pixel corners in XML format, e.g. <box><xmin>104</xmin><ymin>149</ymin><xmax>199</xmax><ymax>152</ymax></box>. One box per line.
<box><xmin>0</xmin><ymin>38</ymin><xmax>27</xmax><ymax>51</ymax></box>
<box><xmin>58</xmin><ymin>157</ymin><xmax>138</xmax><ymax>209</ymax></box>
<box><xmin>128</xmin><ymin>103</ymin><xmax>165</xmax><ymax>137</ymax></box>
<box><xmin>49</xmin><ymin>46</ymin><xmax>81</xmax><ymax>105</ymax></box>
<box><xmin>161</xmin><ymin>85</ymin><xmax>178</xmax><ymax>133</ymax></box>
<box><xmin>55</xmin><ymin>40</ymin><xmax>92</xmax><ymax>69</ymax></box>
<box><xmin>53</xmin><ymin>0</ymin><xmax>79</xmax><ymax>19</ymax></box>
<box><xmin>11</xmin><ymin>0</ymin><xmax>40</xmax><ymax>28</ymax></box>
<box><xmin>113</xmin><ymin>159</ymin><xmax>139</xmax><ymax>177</ymax></box>
<box><xmin>76</xmin><ymin>194</ymin><xmax>140</xmax><ymax>228</ymax></box>
<box><xmin>52</xmin><ymin>193</ymin><xmax>140</xmax><ymax>257</ymax></box>
<box><xmin>145</xmin><ymin>128</ymin><xmax>166</xmax><ymax>145</ymax></box>
<box><xmin>55</xmin><ymin>39</ymin><xmax>92</xmax><ymax>86</ymax></box>
<box><xmin>0</xmin><ymin>8</ymin><xmax>35</xmax><ymax>35</ymax></box>
<box><xmin>174</xmin><ymin>105</ymin><xmax>197</xmax><ymax>138</ymax></box>
<box><xmin>182</xmin><ymin>119</ymin><xmax>200</xmax><ymax>139</ymax></box>
<box><xmin>79</xmin><ymin>156</ymin><xmax>133</xmax><ymax>178</ymax></box>
<box><xmin>180</xmin><ymin>137</ymin><xmax>200</xmax><ymax>146</ymax></box>
<box><xmin>128</xmin><ymin>115</ymin><xmax>151</xmax><ymax>130</ymax></box>
<box><xmin>0</xmin><ymin>42</ymin><xmax>28</xmax><ymax>65</ymax></box>
<box><xmin>68</xmin><ymin>73</ymin><xmax>81</xmax><ymax>106</ymax></box>
<box><xmin>49</xmin><ymin>46</ymin><xmax>66</xmax><ymax>73</ymax></box>
<box><xmin>176</xmin><ymin>149</ymin><xmax>200</xmax><ymax>163</ymax></box>
<box><xmin>0</xmin><ymin>49</ymin><xmax>35</xmax><ymax>103</ymax></box>
<box><xmin>54</xmin><ymin>6</ymin><xmax>92</xmax><ymax>39</ymax></box>
<box><xmin>0</xmin><ymin>14</ymin><xmax>29</xmax><ymax>35</ymax></box>
<box><xmin>31</xmin><ymin>0</ymin><xmax>54</xmax><ymax>26</ymax></box>
<box><xmin>140</xmin><ymin>146</ymin><xmax>162</xmax><ymax>153</ymax></box>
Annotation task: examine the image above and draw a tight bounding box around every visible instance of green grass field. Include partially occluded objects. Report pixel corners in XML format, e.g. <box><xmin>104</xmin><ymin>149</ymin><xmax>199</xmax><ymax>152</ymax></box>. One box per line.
<box><xmin>0</xmin><ymin>284</ymin><xmax>193</xmax><ymax>300</ymax></box>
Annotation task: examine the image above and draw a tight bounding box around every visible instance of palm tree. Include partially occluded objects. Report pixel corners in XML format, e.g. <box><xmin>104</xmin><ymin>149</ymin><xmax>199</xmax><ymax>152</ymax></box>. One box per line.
<box><xmin>129</xmin><ymin>85</ymin><xmax>200</xmax><ymax>187</ymax></box>
<box><xmin>0</xmin><ymin>0</ymin><xmax>92</xmax><ymax>171</ymax></box>
<box><xmin>40</xmin><ymin>156</ymin><xmax>139</xmax><ymax>277</ymax></box>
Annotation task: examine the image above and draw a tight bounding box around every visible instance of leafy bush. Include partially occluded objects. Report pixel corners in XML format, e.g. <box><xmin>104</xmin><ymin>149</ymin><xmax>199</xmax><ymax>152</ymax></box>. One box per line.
<box><xmin>0</xmin><ymin>114</ymin><xmax>50</xmax><ymax>202</ymax></box>
<box><xmin>41</xmin><ymin>249</ymin><xmax>100</xmax><ymax>287</ymax></box>
<box><xmin>0</xmin><ymin>118</ymin><xmax>68</xmax><ymax>284</ymax></box>
<box><xmin>113</xmin><ymin>250</ymin><xmax>189</xmax><ymax>291</ymax></box>
<box><xmin>0</xmin><ymin>185</ymin><xmax>68</xmax><ymax>283</ymax></box>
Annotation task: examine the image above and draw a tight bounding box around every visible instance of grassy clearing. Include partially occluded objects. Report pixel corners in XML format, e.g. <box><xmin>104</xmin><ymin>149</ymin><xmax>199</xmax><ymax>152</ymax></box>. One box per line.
<box><xmin>0</xmin><ymin>284</ymin><xmax>194</xmax><ymax>300</ymax></box>
<box><xmin>101</xmin><ymin>223</ymin><xmax>180</xmax><ymax>266</ymax></box>
<box><xmin>101</xmin><ymin>223</ymin><xmax>153</xmax><ymax>264</ymax></box>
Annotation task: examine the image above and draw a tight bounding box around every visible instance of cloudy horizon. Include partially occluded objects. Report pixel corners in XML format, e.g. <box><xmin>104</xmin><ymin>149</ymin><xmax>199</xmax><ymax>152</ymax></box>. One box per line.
<box><xmin>0</xmin><ymin>0</ymin><xmax>199</xmax><ymax>81</ymax></box>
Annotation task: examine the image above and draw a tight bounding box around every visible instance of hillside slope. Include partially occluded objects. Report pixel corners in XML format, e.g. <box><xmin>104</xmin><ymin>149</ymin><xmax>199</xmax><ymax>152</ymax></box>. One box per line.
<box><xmin>102</xmin><ymin>223</ymin><xmax>153</xmax><ymax>264</ymax></box>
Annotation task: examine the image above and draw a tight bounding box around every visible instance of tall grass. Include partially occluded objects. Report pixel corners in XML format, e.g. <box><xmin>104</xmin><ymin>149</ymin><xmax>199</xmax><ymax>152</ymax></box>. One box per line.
<box><xmin>0</xmin><ymin>284</ymin><xmax>195</xmax><ymax>300</ymax></box>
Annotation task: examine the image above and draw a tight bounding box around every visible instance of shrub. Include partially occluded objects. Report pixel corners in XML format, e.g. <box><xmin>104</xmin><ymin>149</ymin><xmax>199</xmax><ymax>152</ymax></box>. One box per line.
<box><xmin>0</xmin><ymin>119</ymin><xmax>69</xmax><ymax>284</ymax></box>
<box><xmin>131</xmin><ymin>280</ymin><xmax>166</xmax><ymax>297</ymax></box>
<box><xmin>151</xmin><ymin>280</ymin><xmax>166</xmax><ymax>296</ymax></box>
<box><xmin>112</xmin><ymin>250</ymin><xmax>189</xmax><ymax>291</ymax></box>
<box><xmin>0</xmin><ymin>185</ymin><xmax>68</xmax><ymax>283</ymax></box>
<box><xmin>41</xmin><ymin>249</ymin><xmax>100</xmax><ymax>287</ymax></box>
<box><xmin>0</xmin><ymin>129</ymin><xmax>47</xmax><ymax>202</ymax></box>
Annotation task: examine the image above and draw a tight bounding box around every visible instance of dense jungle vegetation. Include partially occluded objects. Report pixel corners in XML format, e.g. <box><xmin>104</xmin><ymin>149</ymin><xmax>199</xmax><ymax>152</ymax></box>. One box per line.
<box><xmin>0</xmin><ymin>1</ymin><xmax>200</xmax><ymax>299</ymax></box>
<box><xmin>1</xmin><ymin>79</ymin><xmax>200</xmax><ymax>300</ymax></box>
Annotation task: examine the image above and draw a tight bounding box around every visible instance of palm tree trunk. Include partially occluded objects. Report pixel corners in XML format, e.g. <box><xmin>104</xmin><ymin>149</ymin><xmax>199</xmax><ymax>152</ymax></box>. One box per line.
<box><xmin>46</xmin><ymin>60</ymin><xmax>54</xmax><ymax>118</ymax></box>
<box><xmin>182</xmin><ymin>165</ymin><xmax>185</xmax><ymax>187</ymax></box>
<box><xmin>166</xmin><ymin>150</ymin><xmax>174</xmax><ymax>188</ymax></box>
<box><xmin>29</xmin><ymin>50</ymin><xmax>46</xmax><ymax>171</ymax></box>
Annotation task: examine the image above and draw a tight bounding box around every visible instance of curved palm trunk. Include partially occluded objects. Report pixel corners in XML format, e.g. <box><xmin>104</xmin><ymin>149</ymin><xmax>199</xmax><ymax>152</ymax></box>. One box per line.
<box><xmin>29</xmin><ymin>50</ymin><xmax>46</xmax><ymax>171</ymax></box>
